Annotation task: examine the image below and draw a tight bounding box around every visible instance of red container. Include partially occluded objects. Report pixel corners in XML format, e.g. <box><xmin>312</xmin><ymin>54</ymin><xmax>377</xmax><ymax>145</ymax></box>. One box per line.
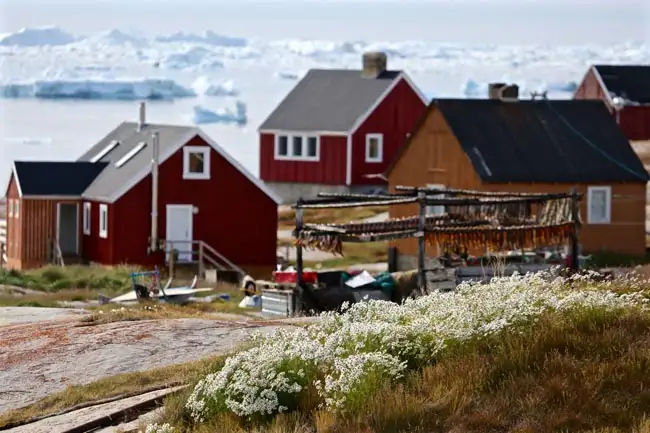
<box><xmin>273</xmin><ymin>271</ymin><xmax>318</xmax><ymax>284</ymax></box>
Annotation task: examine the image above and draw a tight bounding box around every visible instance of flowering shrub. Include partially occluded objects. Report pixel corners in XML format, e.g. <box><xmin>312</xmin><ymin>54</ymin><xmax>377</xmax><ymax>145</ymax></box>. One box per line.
<box><xmin>182</xmin><ymin>270</ymin><xmax>649</xmax><ymax>424</ymax></box>
<box><xmin>141</xmin><ymin>423</ymin><xmax>174</xmax><ymax>433</ymax></box>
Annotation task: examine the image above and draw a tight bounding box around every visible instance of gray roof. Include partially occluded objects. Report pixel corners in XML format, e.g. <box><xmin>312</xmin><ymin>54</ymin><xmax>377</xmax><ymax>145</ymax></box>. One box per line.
<box><xmin>78</xmin><ymin>122</ymin><xmax>194</xmax><ymax>200</ymax></box>
<box><xmin>259</xmin><ymin>69</ymin><xmax>402</xmax><ymax>132</ymax></box>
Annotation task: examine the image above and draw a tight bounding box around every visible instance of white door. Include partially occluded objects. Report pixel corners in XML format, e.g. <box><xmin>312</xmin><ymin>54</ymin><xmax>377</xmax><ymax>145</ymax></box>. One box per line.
<box><xmin>166</xmin><ymin>205</ymin><xmax>193</xmax><ymax>262</ymax></box>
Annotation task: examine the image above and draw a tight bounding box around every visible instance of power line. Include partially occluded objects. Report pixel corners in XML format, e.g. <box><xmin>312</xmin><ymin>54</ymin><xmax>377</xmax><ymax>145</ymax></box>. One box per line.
<box><xmin>543</xmin><ymin>98</ymin><xmax>649</xmax><ymax>182</ymax></box>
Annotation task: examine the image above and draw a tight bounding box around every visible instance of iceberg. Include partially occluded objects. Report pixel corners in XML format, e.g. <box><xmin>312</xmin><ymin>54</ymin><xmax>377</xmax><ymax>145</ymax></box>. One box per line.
<box><xmin>191</xmin><ymin>101</ymin><xmax>247</xmax><ymax>126</ymax></box>
<box><xmin>0</xmin><ymin>78</ymin><xmax>196</xmax><ymax>100</ymax></box>
<box><xmin>192</xmin><ymin>77</ymin><xmax>239</xmax><ymax>97</ymax></box>
<box><xmin>155</xmin><ymin>31</ymin><xmax>247</xmax><ymax>47</ymax></box>
<box><xmin>160</xmin><ymin>48</ymin><xmax>224</xmax><ymax>70</ymax></box>
<box><xmin>0</xmin><ymin>26</ymin><xmax>77</xmax><ymax>47</ymax></box>
<box><xmin>84</xmin><ymin>29</ymin><xmax>147</xmax><ymax>46</ymax></box>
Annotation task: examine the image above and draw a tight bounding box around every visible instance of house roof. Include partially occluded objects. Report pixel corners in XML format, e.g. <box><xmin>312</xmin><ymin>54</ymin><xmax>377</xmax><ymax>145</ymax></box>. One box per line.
<box><xmin>77</xmin><ymin>122</ymin><xmax>281</xmax><ymax>204</ymax></box>
<box><xmin>594</xmin><ymin>65</ymin><xmax>650</xmax><ymax>104</ymax></box>
<box><xmin>258</xmin><ymin>69</ymin><xmax>403</xmax><ymax>133</ymax></box>
<box><xmin>387</xmin><ymin>98</ymin><xmax>649</xmax><ymax>183</ymax></box>
<box><xmin>13</xmin><ymin>161</ymin><xmax>108</xmax><ymax>196</ymax></box>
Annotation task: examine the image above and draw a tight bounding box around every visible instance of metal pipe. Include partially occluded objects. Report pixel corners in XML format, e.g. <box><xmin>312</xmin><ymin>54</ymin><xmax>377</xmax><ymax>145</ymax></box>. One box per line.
<box><xmin>150</xmin><ymin>132</ymin><xmax>159</xmax><ymax>252</ymax></box>
<box><xmin>138</xmin><ymin>102</ymin><xmax>146</xmax><ymax>131</ymax></box>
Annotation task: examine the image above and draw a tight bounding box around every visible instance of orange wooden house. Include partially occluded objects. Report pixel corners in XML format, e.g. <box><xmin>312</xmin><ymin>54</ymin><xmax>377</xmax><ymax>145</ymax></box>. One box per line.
<box><xmin>385</xmin><ymin>84</ymin><xmax>649</xmax><ymax>268</ymax></box>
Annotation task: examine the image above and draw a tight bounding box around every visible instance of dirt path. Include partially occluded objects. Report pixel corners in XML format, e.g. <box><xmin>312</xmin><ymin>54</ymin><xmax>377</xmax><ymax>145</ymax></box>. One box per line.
<box><xmin>0</xmin><ymin>316</ymin><xmax>297</xmax><ymax>414</ymax></box>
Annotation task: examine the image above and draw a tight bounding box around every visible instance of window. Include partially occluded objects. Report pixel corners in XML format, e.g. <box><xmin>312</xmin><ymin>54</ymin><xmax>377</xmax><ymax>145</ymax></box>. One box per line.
<box><xmin>275</xmin><ymin>135</ymin><xmax>289</xmax><ymax>157</ymax></box>
<box><xmin>99</xmin><ymin>204</ymin><xmax>108</xmax><ymax>238</ymax></box>
<box><xmin>365</xmin><ymin>133</ymin><xmax>383</xmax><ymax>163</ymax></box>
<box><xmin>183</xmin><ymin>146</ymin><xmax>211</xmax><ymax>180</ymax></box>
<box><xmin>587</xmin><ymin>186</ymin><xmax>611</xmax><ymax>224</ymax></box>
<box><xmin>14</xmin><ymin>200</ymin><xmax>19</xmax><ymax>218</ymax></box>
<box><xmin>7</xmin><ymin>199</ymin><xmax>13</xmax><ymax>218</ymax></box>
<box><xmin>292</xmin><ymin>136</ymin><xmax>303</xmax><ymax>157</ymax></box>
<box><xmin>83</xmin><ymin>202</ymin><xmax>91</xmax><ymax>235</ymax></box>
<box><xmin>426</xmin><ymin>184</ymin><xmax>446</xmax><ymax>216</ymax></box>
<box><xmin>274</xmin><ymin>134</ymin><xmax>319</xmax><ymax>161</ymax></box>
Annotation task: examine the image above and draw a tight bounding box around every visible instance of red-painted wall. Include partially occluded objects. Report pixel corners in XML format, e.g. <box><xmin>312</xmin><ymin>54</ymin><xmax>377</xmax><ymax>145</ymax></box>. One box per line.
<box><xmin>620</xmin><ymin>106</ymin><xmax>650</xmax><ymax>141</ymax></box>
<box><xmin>84</xmin><ymin>135</ymin><xmax>278</xmax><ymax>272</ymax></box>
<box><xmin>81</xmin><ymin>200</ymin><xmax>114</xmax><ymax>264</ymax></box>
<box><xmin>351</xmin><ymin>78</ymin><xmax>426</xmax><ymax>185</ymax></box>
<box><xmin>574</xmin><ymin>68</ymin><xmax>650</xmax><ymax>141</ymax></box>
<box><xmin>259</xmin><ymin>133</ymin><xmax>347</xmax><ymax>184</ymax></box>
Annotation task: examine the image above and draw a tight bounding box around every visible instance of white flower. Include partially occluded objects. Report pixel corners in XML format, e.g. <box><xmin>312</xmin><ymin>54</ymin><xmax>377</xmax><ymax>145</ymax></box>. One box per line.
<box><xmin>185</xmin><ymin>270</ymin><xmax>648</xmax><ymax>421</ymax></box>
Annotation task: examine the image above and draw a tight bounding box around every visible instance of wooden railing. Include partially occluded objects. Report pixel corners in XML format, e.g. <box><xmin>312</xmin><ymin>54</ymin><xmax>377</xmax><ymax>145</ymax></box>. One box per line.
<box><xmin>49</xmin><ymin>238</ymin><xmax>65</xmax><ymax>267</ymax></box>
<box><xmin>165</xmin><ymin>240</ymin><xmax>246</xmax><ymax>279</ymax></box>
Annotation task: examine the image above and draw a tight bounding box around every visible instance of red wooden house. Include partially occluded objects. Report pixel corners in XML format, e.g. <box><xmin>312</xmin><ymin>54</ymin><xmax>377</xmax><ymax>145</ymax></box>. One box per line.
<box><xmin>3</xmin><ymin>104</ymin><xmax>281</xmax><ymax>277</ymax></box>
<box><xmin>574</xmin><ymin>64</ymin><xmax>650</xmax><ymax>141</ymax></box>
<box><xmin>258</xmin><ymin>51</ymin><xmax>428</xmax><ymax>203</ymax></box>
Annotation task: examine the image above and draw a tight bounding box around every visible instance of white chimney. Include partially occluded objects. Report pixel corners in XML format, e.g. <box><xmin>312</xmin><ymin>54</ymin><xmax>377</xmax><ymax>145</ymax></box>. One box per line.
<box><xmin>138</xmin><ymin>102</ymin><xmax>146</xmax><ymax>131</ymax></box>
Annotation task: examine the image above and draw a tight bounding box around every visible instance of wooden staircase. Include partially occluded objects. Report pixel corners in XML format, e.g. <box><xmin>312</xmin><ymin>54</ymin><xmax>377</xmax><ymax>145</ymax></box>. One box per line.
<box><xmin>165</xmin><ymin>240</ymin><xmax>246</xmax><ymax>282</ymax></box>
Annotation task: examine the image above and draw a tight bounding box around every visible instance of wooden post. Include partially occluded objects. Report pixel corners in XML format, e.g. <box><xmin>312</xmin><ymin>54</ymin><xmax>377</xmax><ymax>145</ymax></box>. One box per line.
<box><xmin>570</xmin><ymin>187</ymin><xmax>580</xmax><ymax>273</ymax></box>
<box><xmin>295</xmin><ymin>198</ymin><xmax>304</xmax><ymax>287</ymax></box>
<box><xmin>417</xmin><ymin>190</ymin><xmax>427</xmax><ymax>294</ymax></box>
<box><xmin>198</xmin><ymin>241</ymin><xmax>205</xmax><ymax>281</ymax></box>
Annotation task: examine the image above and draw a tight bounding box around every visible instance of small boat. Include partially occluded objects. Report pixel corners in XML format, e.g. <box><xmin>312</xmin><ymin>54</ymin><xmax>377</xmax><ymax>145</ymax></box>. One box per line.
<box><xmin>99</xmin><ymin>272</ymin><xmax>214</xmax><ymax>305</ymax></box>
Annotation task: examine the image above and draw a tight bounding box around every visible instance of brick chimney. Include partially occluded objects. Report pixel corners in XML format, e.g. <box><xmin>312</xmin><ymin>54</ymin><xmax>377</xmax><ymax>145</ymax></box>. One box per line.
<box><xmin>488</xmin><ymin>83</ymin><xmax>519</xmax><ymax>101</ymax></box>
<box><xmin>361</xmin><ymin>52</ymin><xmax>388</xmax><ymax>79</ymax></box>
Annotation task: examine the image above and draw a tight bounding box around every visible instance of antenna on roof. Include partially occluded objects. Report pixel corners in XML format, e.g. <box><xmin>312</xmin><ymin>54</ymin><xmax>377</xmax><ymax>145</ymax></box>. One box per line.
<box><xmin>530</xmin><ymin>90</ymin><xmax>548</xmax><ymax>101</ymax></box>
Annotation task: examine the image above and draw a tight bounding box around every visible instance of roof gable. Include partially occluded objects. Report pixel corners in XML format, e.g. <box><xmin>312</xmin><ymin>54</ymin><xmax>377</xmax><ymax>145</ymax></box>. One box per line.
<box><xmin>258</xmin><ymin>69</ymin><xmax>402</xmax><ymax>133</ymax></box>
<box><xmin>387</xmin><ymin>99</ymin><xmax>649</xmax><ymax>183</ymax></box>
<box><xmin>594</xmin><ymin>65</ymin><xmax>650</xmax><ymax>104</ymax></box>
<box><xmin>13</xmin><ymin>161</ymin><xmax>108</xmax><ymax>196</ymax></box>
<box><xmin>79</xmin><ymin>122</ymin><xmax>281</xmax><ymax>204</ymax></box>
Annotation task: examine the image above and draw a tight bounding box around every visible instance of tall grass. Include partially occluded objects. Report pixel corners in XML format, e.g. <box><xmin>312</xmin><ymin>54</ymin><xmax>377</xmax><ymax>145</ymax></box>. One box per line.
<box><xmin>147</xmin><ymin>270</ymin><xmax>650</xmax><ymax>433</ymax></box>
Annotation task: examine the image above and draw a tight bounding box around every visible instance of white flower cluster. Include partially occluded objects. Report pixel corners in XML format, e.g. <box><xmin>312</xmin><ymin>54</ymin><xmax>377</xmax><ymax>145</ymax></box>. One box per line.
<box><xmin>141</xmin><ymin>423</ymin><xmax>174</xmax><ymax>433</ymax></box>
<box><xmin>183</xmin><ymin>271</ymin><xmax>648</xmax><ymax>423</ymax></box>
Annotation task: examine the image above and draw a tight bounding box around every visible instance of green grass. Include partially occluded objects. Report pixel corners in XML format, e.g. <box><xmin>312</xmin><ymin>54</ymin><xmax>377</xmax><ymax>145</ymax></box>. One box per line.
<box><xmin>0</xmin><ymin>265</ymin><xmax>134</xmax><ymax>293</ymax></box>
<box><xmin>278</xmin><ymin>206</ymin><xmax>386</xmax><ymax>230</ymax></box>
<box><xmin>0</xmin><ymin>356</ymin><xmax>228</xmax><ymax>430</ymax></box>
<box><xmin>585</xmin><ymin>250</ymin><xmax>650</xmax><ymax>269</ymax></box>
<box><xmin>154</xmin><ymin>308</ymin><xmax>650</xmax><ymax>433</ymax></box>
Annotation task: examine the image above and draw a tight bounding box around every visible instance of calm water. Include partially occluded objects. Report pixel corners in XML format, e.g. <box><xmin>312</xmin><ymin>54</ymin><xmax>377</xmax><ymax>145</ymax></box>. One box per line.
<box><xmin>0</xmin><ymin>0</ymin><xmax>648</xmax><ymax>189</ymax></box>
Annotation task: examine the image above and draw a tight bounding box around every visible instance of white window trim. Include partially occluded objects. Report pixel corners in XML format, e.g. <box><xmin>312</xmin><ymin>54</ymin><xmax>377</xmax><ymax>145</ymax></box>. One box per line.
<box><xmin>365</xmin><ymin>133</ymin><xmax>384</xmax><ymax>163</ymax></box>
<box><xmin>8</xmin><ymin>199</ymin><xmax>13</xmax><ymax>218</ymax></box>
<box><xmin>426</xmin><ymin>184</ymin><xmax>446</xmax><ymax>216</ymax></box>
<box><xmin>274</xmin><ymin>133</ymin><xmax>320</xmax><ymax>161</ymax></box>
<box><xmin>183</xmin><ymin>146</ymin><xmax>211</xmax><ymax>180</ymax></box>
<box><xmin>83</xmin><ymin>202</ymin><xmax>91</xmax><ymax>235</ymax></box>
<box><xmin>587</xmin><ymin>186</ymin><xmax>612</xmax><ymax>224</ymax></box>
<box><xmin>99</xmin><ymin>204</ymin><xmax>108</xmax><ymax>239</ymax></box>
<box><xmin>14</xmin><ymin>199</ymin><xmax>19</xmax><ymax>218</ymax></box>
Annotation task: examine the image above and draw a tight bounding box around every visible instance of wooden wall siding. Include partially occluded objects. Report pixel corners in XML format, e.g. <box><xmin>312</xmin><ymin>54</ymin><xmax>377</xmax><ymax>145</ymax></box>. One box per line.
<box><xmin>351</xmin><ymin>78</ymin><xmax>427</xmax><ymax>185</ymax></box>
<box><xmin>107</xmin><ymin>135</ymin><xmax>278</xmax><ymax>271</ymax></box>
<box><xmin>5</xmin><ymin>174</ymin><xmax>20</xmax><ymax>261</ymax></box>
<box><xmin>388</xmin><ymin>106</ymin><xmax>647</xmax><ymax>257</ymax></box>
<box><xmin>259</xmin><ymin>133</ymin><xmax>347</xmax><ymax>185</ymax></box>
<box><xmin>574</xmin><ymin>69</ymin><xmax>611</xmax><ymax>106</ymax></box>
<box><xmin>619</xmin><ymin>107</ymin><xmax>650</xmax><ymax>141</ymax></box>
<box><xmin>21</xmin><ymin>199</ymin><xmax>56</xmax><ymax>264</ymax></box>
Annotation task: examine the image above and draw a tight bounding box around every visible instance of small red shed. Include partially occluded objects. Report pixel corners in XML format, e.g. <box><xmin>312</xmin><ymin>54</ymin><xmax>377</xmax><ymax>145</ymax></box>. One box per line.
<box><xmin>574</xmin><ymin>64</ymin><xmax>650</xmax><ymax>141</ymax></box>
<box><xmin>258</xmin><ymin>51</ymin><xmax>428</xmax><ymax>203</ymax></box>
<box><xmin>4</xmin><ymin>105</ymin><xmax>281</xmax><ymax>277</ymax></box>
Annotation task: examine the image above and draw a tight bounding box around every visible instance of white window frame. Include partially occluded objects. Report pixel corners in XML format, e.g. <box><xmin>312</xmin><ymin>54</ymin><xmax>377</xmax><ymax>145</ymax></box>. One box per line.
<box><xmin>99</xmin><ymin>204</ymin><xmax>108</xmax><ymax>239</ymax></box>
<box><xmin>83</xmin><ymin>202</ymin><xmax>91</xmax><ymax>235</ymax></box>
<box><xmin>14</xmin><ymin>199</ymin><xmax>19</xmax><ymax>218</ymax></box>
<box><xmin>587</xmin><ymin>186</ymin><xmax>611</xmax><ymax>224</ymax></box>
<box><xmin>183</xmin><ymin>146</ymin><xmax>211</xmax><ymax>180</ymax></box>
<box><xmin>274</xmin><ymin>133</ymin><xmax>320</xmax><ymax>161</ymax></box>
<box><xmin>426</xmin><ymin>184</ymin><xmax>446</xmax><ymax>216</ymax></box>
<box><xmin>365</xmin><ymin>133</ymin><xmax>384</xmax><ymax>163</ymax></box>
<box><xmin>8</xmin><ymin>199</ymin><xmax>13</xmax><ymax>218</ymax></box>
